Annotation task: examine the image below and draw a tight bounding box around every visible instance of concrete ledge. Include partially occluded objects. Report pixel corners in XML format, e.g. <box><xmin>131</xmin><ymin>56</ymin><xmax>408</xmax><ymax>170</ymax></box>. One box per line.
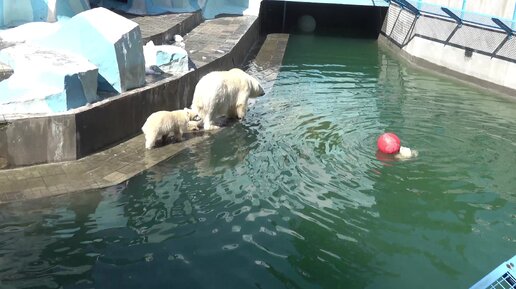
<box><xmin>126</xmin><ymin>12</ymin><xmax>203</xmax><ymax>44</ymax></box>
<box><xmin>0</xmin><ymin>33</ymin><xmax>290</xmax><ymax>203</ymax></box>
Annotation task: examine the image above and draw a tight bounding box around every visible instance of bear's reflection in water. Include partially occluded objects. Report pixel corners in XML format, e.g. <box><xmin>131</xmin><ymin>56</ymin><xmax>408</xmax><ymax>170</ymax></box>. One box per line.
<box><xmin>188</xmin><ymin>121</ymin><xmax>257</xmax><ymax>177</ymax></box>
<box><xmin>144</xmin><ymin>120</ymin><xmax>257</xmax><ymax>182</ymax></box>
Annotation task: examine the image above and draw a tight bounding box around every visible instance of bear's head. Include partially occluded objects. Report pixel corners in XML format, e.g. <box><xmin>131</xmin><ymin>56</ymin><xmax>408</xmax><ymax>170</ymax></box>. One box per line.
<box><xmin>184</xmin><ymin>107</ymin><xmax>201</xmax><ymax>121</ymax></box>
<box><xmin>248</xmin><ymin>75</ymin><xmax>265</xmax><ymax>98</ymax></box>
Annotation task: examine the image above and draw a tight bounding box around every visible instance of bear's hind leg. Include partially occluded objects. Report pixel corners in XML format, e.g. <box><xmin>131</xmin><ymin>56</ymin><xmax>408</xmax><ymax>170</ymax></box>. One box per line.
<box><xmin>160</xmin><ymin>134</ymin><xmax>169</xmax><ymax>146</ymax></box>
<box><xmin>174</xmin><ymin>127</ymin><xmax>183</xmax><ymax>142</ymax></box>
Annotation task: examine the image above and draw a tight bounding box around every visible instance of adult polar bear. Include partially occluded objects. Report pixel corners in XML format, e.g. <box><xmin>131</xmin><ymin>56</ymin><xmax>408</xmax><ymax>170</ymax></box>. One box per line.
<box><xmin>191</xmin><ymin>68</ymin><xmax>265</xmax><ymax>130</ymax></box>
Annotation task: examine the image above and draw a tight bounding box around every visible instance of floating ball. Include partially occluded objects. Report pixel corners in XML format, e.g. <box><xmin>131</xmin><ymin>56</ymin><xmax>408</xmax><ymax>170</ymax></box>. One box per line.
<box><xmin>298</xmin><ymin>15</ymin><xmax>316</xmax><ymax>33</ymax></box>
<box><xmin>377</xmin><ymin>133</ymin><xmax>401</xmax><ymax>154</ymax></box>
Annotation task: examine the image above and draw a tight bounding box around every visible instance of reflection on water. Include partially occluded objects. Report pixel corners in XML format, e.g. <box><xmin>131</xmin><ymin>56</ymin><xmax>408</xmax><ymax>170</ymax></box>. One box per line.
<box><xmin>0</xmin><ymin>35</ymin><xmax>515</xmax><ymax>289</ymax></box>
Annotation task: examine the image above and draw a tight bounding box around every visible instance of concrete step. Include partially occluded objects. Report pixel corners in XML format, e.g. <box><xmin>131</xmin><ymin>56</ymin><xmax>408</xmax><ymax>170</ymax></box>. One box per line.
<box><xmin>124</xmin><ymin>11</ymin><xmax>203</xmax><ymax>45</ymax></box>
<box><xmin>183</xmin><ymin>15</ymin><xmax>258</xmax><ymax>69</ymax></box>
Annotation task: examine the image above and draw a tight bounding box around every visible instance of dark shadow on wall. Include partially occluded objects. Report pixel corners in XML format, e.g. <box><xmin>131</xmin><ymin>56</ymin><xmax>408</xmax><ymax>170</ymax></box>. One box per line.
<box><xmin>260</xmin><ymin>1</ymin><xmax>388</xmax><ymax>38</ymax></box>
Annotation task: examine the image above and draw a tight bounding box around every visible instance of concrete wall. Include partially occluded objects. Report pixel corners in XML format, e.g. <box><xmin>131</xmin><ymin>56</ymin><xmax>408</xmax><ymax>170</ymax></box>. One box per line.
<box><xmin>380</xmin><ymin>3</ymin><xmax>516</xmax><ymax>96</ymax></box>
<box><xmin>260</xmin><ymin>1</ymin><xmax>387</xmax><ymax>38</ymax></box>
<box><xmin>402</xmin><ymin>37</ymin><xmax>516</xmax><ymax>90</ymax></box>
<box><xmin>0</xmin><ymin>114</ymin><xmax>76</xmax><ymax>166</ymax></box>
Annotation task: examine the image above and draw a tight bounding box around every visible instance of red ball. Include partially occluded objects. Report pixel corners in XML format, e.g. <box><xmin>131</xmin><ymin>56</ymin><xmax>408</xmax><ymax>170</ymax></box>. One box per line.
<box><xmin>377</xmin><ymin>133</ymin><xmax>401</xmax><ymax>154</ymax></box>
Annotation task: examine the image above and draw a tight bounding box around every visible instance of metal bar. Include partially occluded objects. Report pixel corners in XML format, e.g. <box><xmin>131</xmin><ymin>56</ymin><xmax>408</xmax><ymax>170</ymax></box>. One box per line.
<box><xmin>401</xmin><ymin>13</ymin><xmax>418</xmax><ymax>46</ymax></box>
<box><xmin>444</xmin><ymin>24</ymin><xmax>461</xmax><ymax>44</ymax></box>
<box><xmin>492</xmin><ymin>18</ymin><xmax>514</xmax><ymax>36</ymax></box>
<box><xmin>388</xmin><ymin>7</ymin><xmax>403</xmax><ymax>37</ymax></box>
<box><xmin>391</xmin><ymin>0</ymin><xmax>420</xmax><ymax>16</ymax></box>
<box><xmin>492</xmin><ymin>35</ymin><xmax>510</xmax><ymax>57</ymax></box>
<box><xmin>281</xmin><ymin>1</ymin><xmax>287</xmax><ymax>33</ymax></box>
<box><xmin>442</xmin><ymin>7</ymin><xmax>463</xmax><ymax>26</ymax></box>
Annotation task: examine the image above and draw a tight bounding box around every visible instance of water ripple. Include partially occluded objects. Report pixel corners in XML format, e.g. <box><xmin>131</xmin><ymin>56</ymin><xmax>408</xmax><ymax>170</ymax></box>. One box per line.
<box><xmin>0</xmin><ymin>36</ymin><xmax>515</xmax><ymax>289</ymax></box>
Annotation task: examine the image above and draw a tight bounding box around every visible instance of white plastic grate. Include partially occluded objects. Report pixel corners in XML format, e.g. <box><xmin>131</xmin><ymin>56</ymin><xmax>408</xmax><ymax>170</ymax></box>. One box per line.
<box><xmin>470</xmin><ymin>256</ymin><xmax>516</xmax><ymax>289</ymax></box>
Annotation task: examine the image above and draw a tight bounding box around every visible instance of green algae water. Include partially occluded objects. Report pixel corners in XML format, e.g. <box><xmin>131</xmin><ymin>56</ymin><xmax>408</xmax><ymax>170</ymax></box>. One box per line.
<box><xmin>1</xmin><ymin>35</ymin><xmax>515</xmax><ymax>289</ymax></box>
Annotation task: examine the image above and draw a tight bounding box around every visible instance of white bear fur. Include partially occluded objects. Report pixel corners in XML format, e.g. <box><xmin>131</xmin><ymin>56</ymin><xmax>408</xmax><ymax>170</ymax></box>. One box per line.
<box><xmin>191</xmin><ymin>68</ymin><xmax>264</xmax><ymax>130</ymax></box>
<box><xmin>395</xmin><ymin>146</ymin><xmax>418</xmax><ymax>160</ymax></box>
<box><xmin>142</xmin><ymin>108</ymin><xmax>194</xmax><ymax>149</ymax></box>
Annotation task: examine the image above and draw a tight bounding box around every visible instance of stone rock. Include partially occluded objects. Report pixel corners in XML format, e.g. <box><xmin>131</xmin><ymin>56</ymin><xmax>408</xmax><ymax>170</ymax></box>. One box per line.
<box><xmin>202</xmin><ymin>0</ymin><xmax>262</xmax><ymax>19</ymax></box>
<box><xmin>0</xmin><ymin>44</ymin><xmax>98</xmax><ymax>114</ymax></box>
<box><xmin>52</xmin><ymin>0</ymin><xmax>92</xmax><ymax>21</ymax></box>
<box><xmin>33</xmin><ymin>7</ymin><xmax>145</xmax><ymax>93</ymax></box>
<box><xmin>96</xmin><ymin>0</ymin><xmax>261</xmax><ymax>19</ymax></box>
<box><xmin>0</xmin><ymin>22</ymin><xmax>61</xmax><ymax>44</ymax></box>
<box><xmin>98</xmin><ymin>0</ymin><xmax>201</xmax><ymax>15</ymax></box>
<box><xmin>143</xmin><ymin>41</ymin><xmax>190</xmax><ymax>75</ymax></box>
<box><xmin>0</xmin><ymin>0</ymin><xmax>90</xmax><ymax>28</ymax></box>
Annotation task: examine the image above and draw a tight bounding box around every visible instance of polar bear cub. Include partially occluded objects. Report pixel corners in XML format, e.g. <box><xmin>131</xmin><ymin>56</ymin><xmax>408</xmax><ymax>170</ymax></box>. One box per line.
<box><xmin>142</xmin><ymin>108</ymin><xmax>195</xmax><ymax>149</ymax></box>
<box><xmin>191</xmin><ymin>68</ymin><xmax>265</xmax><ymax>131</ymax></box>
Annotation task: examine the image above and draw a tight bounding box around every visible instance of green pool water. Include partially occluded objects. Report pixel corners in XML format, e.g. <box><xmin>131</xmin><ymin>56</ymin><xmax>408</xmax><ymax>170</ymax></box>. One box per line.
<box><xmin>1</xmin><ymin>35</ymin><xmax>515</xmax><ymax>289</ymax></box>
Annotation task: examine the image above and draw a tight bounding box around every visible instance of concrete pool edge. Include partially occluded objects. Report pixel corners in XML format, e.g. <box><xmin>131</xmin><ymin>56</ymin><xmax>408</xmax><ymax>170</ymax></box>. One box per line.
<box><xmin>0</xmin><ymin>33</ymin><xmax>290</xmax><ymax>204</ymax></box>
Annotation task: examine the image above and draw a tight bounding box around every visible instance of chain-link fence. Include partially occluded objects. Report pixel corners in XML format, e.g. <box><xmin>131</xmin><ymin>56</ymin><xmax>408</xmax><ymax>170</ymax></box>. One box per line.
<box><xmin>381</xmin><ymin>0</ymin><xmax>516</xmax><ymax>63</ymax></box>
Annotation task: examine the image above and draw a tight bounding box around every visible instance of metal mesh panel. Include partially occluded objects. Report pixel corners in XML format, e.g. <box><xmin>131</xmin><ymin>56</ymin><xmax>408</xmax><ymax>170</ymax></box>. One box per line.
<box><xmin>390</xmin><ymin>9</ymin><xmax>417</xmax><ymax>45</ymax></box>
<box><xmin>384</xmin><ymin>4</ymin><xmax>401</xmax><ymax>35</ymax></box>
<box><xmin>405</xmin><ymin>0</ymin><xmax>516</xmax><ymax>31</ymax></box>
<box><xmin>414</xmin><ymin>16</ymin><xmax>456</xmax><ymax>42</ymax></box>
<box><xmin>385</xmin><ymin>2</ymin><xmax>516</xmax><ymax>62</ymax></box>
<box><xmin>496</xmin><ymin>36</ymin><xmax>516</xmax><ymax>59</ymax></box>
<box><xmin>450</xmin><ymin>25</ymin><xmax>506</xmax><ymax>52</ymax></box>
<box><xmin>460</xmin><ymin>10</ymin><xmax>500</xmax><ymax>29</ymax></box>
